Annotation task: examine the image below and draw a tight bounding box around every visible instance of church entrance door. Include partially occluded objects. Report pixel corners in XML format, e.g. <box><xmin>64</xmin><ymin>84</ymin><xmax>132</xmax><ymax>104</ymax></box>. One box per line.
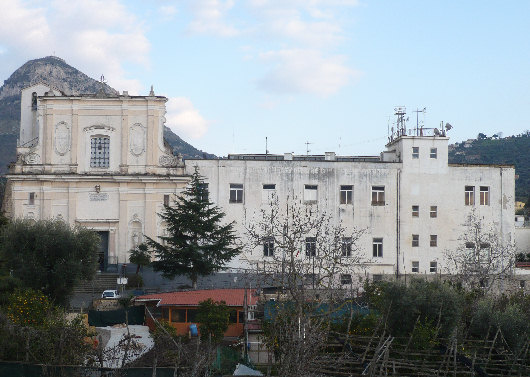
<box><xmin>97</xmin><ymin>231</ymin><xmax>109</xmax><ymax>272</ymax></box>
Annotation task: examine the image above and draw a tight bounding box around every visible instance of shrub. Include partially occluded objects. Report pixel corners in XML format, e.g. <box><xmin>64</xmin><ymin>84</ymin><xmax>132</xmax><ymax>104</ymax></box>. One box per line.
<box><xmin>6</xmin><ymin>288</ymin><xmax>51</xmax><ymax>327</ymax></box>
<box><xmin>126</xmin><ymin>274</ymin><xmax>143</xmax><ymax>288</ymax></box>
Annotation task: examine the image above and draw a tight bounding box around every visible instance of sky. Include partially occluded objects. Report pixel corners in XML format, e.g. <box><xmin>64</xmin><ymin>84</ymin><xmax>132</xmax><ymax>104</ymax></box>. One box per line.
<box><xmin>1</xmin><ymin>0</ymin><xmax>529</xmax><ymax>157</ymax></box>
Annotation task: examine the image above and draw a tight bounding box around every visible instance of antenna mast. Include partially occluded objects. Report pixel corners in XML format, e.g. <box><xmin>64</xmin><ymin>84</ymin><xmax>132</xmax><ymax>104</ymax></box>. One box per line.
<box><xmin>412</xmin><ymin>107</ymin><xmax>427</xmax><ymax>135</ymax></box>
<box><xmin>394</xmin><ymin>107</ymin><xmax>407</xmax><ymax>137</ymax></box>
<box><xmin>305</xmin><ymin>141</ymin><xmax>312</xmax><ymax>156</ymax></box>
<box><xmin>265</xmin><ymin>137</ymin><xmax>268</xmax><ymax>159</ymax></box>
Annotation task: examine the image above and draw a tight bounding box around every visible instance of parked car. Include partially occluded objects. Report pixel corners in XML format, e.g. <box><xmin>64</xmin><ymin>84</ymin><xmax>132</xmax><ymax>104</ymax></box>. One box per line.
<box><xmin>101</xmin><ymin>290</ymin><xmax>121</xmax><ymax>299</ymax></box>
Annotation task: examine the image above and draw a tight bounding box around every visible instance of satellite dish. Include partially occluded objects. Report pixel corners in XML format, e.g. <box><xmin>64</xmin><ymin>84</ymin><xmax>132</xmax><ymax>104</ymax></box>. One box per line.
<box><xmin>445</xmin><ymin>123</ymin><xmax>453</xmax><ymax>130</ymax></box>
<box><xmin>434</xmin><ymin>128</ymin><xmax>440</xmax><ymax>136</ymax></box>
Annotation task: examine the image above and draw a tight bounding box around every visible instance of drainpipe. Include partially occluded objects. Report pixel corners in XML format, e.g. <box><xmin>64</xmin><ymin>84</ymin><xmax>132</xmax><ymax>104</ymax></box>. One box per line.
<box><xmin>396</xmin><ymin>168</ymin><xmax>401</xmax><ymax>278</ymax></box>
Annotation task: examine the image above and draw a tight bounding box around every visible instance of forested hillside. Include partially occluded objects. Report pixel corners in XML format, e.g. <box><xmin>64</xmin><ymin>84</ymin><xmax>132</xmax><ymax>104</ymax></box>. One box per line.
<box><xmin>449</xmin><ymin>132</ymin><xmax>530</xmax><ymax>201</ymax></box>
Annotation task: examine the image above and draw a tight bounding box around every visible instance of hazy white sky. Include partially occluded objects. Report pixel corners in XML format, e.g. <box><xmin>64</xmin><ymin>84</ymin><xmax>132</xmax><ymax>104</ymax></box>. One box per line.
<box><xmin>1</xmin><ymin>0</ymin><xmax>529</xmax><ymax>156</ymax></box>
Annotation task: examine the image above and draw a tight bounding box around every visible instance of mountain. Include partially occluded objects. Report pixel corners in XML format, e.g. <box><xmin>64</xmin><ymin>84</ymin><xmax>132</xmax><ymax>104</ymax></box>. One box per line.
<box><xmin>0</xmin><ymin>56</ymin><xmax>214</xmax><ymax>174</ymax></box>
<box><xmin>448</xmin><ymin>132</ymin><xmax>530</xmax><ymax>201</ymax></box>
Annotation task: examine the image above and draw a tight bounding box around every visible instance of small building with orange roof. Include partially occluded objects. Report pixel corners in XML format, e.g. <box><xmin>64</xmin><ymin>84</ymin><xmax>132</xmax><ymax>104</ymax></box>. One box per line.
<box><xmin>135</xmin><ymin>288</ymin><xmax>258</xmax><ymax>337</ymax></box>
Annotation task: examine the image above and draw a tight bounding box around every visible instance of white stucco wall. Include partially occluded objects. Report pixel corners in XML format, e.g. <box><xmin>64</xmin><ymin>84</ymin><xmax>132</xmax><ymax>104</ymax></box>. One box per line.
<box><xmin>186</xmin><ymin>136</ymin><xmax>515</xmax><ymax>276</ymax></box>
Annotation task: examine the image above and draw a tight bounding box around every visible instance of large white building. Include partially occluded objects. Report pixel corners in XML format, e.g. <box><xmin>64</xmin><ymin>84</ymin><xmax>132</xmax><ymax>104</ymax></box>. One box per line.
<box><xmin>3</xmin><ymin>83</ymin><xmax>188</xmax><ymax>271</ymax></box>
<box><xmin>3</xmin><ymin>85</ymin><xmax>516</xmax><ymax>279</ymax></box>
<box><xmin>187</xmin><ymin>131</ymin><xmax>515</xmax><ymax>277</ymax></box>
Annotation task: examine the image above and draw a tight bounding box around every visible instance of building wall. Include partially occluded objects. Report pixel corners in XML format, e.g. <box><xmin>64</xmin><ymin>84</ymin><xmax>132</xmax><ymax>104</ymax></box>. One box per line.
<box><xmin>186</xmin><ymin>136</ymin><xmax>515</xmax><ymax>277</ymax></box>
<box><xmin>516</xmin><ymin>226</ymin><xmax>530</xmax><ymax>255</ymax></box>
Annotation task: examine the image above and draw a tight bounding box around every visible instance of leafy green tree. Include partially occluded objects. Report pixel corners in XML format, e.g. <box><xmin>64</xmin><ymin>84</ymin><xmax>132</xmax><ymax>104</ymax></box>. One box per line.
<box><xmin>196</xmin><ymin>298</ymin><xmax>230</xmax><ymax>342</ymax></box>
<box><xmin>146</xmin><ymin>168</ymin><xmax>241</xmax><ymax>288</ymax></box>
<box><xmin>365</xmin><ymin>279</ymin><xmax>463</xmax><ymax>339</ymax></box>
<box><xmin>129</xmin><ymin>242</ymin><xmax>151</xmax><ymax>275</ymax></box>
<box><xmin>0</xmin><ymin>218</ymin><xmax>99</xmax><ymax>306</ymax></box>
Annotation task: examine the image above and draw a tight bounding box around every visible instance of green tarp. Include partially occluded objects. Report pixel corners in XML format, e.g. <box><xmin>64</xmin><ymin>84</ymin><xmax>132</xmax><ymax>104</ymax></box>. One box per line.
<box><xmin>88</xmin><ymin>305</ymin><xmax>145</xmax><ymax>327</ymax></box>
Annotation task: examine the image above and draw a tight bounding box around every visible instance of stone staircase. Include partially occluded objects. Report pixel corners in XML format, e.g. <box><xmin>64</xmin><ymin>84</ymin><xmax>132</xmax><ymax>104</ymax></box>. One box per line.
<box><xmin>74</xmin><ymin>273</ymin><xmax>120</xmax><ymax>294</ymax></box>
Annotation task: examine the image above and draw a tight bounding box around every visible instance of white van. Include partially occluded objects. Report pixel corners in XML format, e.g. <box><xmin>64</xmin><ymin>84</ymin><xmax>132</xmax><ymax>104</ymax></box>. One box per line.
<box><xmin>101</xmin><ymin>290</ymin><xmax>121</xmax><ymax>299</ymax></box>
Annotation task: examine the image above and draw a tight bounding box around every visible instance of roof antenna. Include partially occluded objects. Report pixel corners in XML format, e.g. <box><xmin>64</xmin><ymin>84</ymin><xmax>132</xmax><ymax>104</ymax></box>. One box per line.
<box><xmin>305</xmin><ymin>141</ymin><xmax>312</xmax><ymax>155</ymax></box>
<box><xmin>412</xmin><ymin>107</ymin><xmax>427</xmax><ymax>136</ymax></box>
<box><xmin>265</xmin><ymin>137</ymin><xmax>269</xmax><ymax>159</ymax></box>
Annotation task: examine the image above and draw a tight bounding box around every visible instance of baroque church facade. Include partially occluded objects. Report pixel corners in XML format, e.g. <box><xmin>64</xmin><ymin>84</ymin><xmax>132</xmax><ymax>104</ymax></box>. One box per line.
<box><xmin>3</xmin><ymin>83</ymin><xmax>188</xmax><ymax>270</ymax></box>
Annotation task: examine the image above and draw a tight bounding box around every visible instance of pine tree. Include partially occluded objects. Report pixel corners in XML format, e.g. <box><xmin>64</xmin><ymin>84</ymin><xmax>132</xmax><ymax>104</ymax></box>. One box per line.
<box><xmin>146</xmin><ymin>168</ymin><xmax>241</xmax><ymax>288</ymax></box>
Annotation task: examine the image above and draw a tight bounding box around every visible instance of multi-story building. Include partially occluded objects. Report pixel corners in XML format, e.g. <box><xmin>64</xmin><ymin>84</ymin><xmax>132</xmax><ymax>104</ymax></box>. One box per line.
<box><xmin>186</xmin><ymin>132</ymin><xmax>515</xmax><ymax>277</ymax></box>
<box><xmin>3</xmin><ymin>83</ymin><xmax>188</xmax><ymax>270</ymax></box>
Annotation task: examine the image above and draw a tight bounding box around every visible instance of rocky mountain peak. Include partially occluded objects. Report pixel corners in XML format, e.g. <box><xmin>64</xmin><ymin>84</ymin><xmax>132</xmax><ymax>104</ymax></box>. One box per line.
<box><xmin>0</xmin><ymin>56</ymin><xmax>117</xmax><ymax>101</ymax></box>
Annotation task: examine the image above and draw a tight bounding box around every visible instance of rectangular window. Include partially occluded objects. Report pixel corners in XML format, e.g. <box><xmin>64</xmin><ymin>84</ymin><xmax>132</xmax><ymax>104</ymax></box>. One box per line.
<box><xmin>340</xmin><ymin>185</ymin><xmax>353</xmax><ymax>204</ymax></box>
<box><xmin>171</xmin><ymin>309</ymin><xmax>186</xmax><ymax>323</ymax></box>
<box><xmin>340</xmin><ymin>274</ymin><xmax>352</xmax><ymax>285</ymax></box>
<box><xmin>430</xmin><ymin>235</ymin><xmax>437</xmax><ymax>247</ymax></box>
<box><xmin>28</xmin><ymin>192</ymin><xmax>35</xmax><ymax>205</ymax></box>
<box><xmin>430</xmin><ymin>148</ymin><xmax>437</xmax><ymax>159</ymax></box>
<box><xmin>430</xmin><ymin>261</ymin><xmax>437</xmax><ymax>273</ymax></box>
<box><xmin>304</xmin><ymin>185</ymin><xmax>318</xmax><ymax>203</ymax></box>
<box><xmin>229</xmin><ymin>184</ymin><xmax>243</xmax><ymax>203</ymax></box>
<box><xmin>412</xmin><ymin>147</ymin><xmax>419</xmax><ymax>159</ymax></box>
<box><xmin>412</xmin><ymin>234</ymin><xmax>419</xmax><ymax>247</ymax></box>
<box><xmin>430</xmin><ymin>206</ymin><xmax>437</xmax><ymax>218</ymax></box>
<box><xmin>263</xmin><ymin>237</ymin><xmax>274</xmax><ymax>257</ymax></box>
<box><xmin>412</xmin><ymin>205</ymin><xmax>419</xmax><ymax>217</ymax></box>
<box><xmin>341</xmin><ymin>237</ymin><xmax>352</xmax><ymax>257</ymax></box>
<box><xmin>163</xmin><ymin>194</ymin><xmax>170</xmax><ymax>206</ymax></box>
<box><xmin>465</xmin><ymin>186</ymin><xmax>475</xmax><ymax>206</ymax></box>
<box><xmin>412</xmin><ymin>261</ymin><xmax>419</xmax><ymax>273</ymax></box>
<box><xmin>90</xmin><ymin>136</ymin><xmax>110</xmax><ymax>168</ymax></box>
<box><xmin>229</xmin><ymin>310</ymin><xmax>238</xmax><ymax>324</ymax></box>
<box><xmin>162</xmin><ymin>308</ymin><xmax>169</xmax><ymax>320</ymax></box>
<box><xmin>480</xmin><ymin>242</ymin><xmax>491</xmax><ymax>249</ymax></box>
<box><xmin>305</xmin><ymin>237</ymin><xmax>317</xmax><ymax>257</ymax></box>
<box><xmin>238</xmin><ymin>311</ymin><xmax>245</xmax><ymax>324</ymax></box>
<box><xmin>198</xmin><ymin>183</ymin><xmax>209</xmax><ymax>202</ymax></box>
<box><xmin>373</xmin><ymin>238</ymin><xmax>383</xmax><ymax>258</ymax></box>
<box><xmin>480</xmin><ymin>186</ymin><xmax>490</xmax><ymax>205</ymax></box>
<box><xmin>187</xmin><ymin>309</ymin><xmax>197</xmax><ymax>323</ymax></box>
<box><xmin>262</xmin><ymin>184</ymin><xmax>276</xmax><ymax>204</ymax></box>
<box><xmin>371</xmin><ymin>186</ymin><xmax>385</xmax><ymax>206</ymax></box>
<box><xmin>465</xmin><ymin>242</ymin><xmax>475</xmax><ymax>249</ymax></box>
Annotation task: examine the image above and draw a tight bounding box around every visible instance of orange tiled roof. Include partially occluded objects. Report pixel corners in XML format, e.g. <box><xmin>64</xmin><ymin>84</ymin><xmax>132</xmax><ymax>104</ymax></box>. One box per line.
<box><xmin>135</xmin><ymin>288</ymin><xmax>258</xmax><ymax>307</ymax></box>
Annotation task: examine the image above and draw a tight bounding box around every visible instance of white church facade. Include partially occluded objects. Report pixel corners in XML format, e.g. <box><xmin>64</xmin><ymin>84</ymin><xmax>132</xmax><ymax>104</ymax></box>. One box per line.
<box><xmin>3</xmin><ymin>83</ymin><xmax>188</xmax><ymax>270</ymax></box>
<box><xmin>3</xmin><ymin>84</ymin><xmax>516</xmax><ymax>279</ymax></box>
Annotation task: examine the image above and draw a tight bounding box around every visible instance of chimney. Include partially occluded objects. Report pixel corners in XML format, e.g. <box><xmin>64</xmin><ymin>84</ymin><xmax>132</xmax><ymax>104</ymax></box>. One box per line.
<box><xmin>284</xmin><ymin>153</ymin><xmax>293</xmax><ymax>161</ymax></box>
<box><xmin>325</xmin><ymin>152</ymin><xmax>336</xmax><ymax>161</ymax></box>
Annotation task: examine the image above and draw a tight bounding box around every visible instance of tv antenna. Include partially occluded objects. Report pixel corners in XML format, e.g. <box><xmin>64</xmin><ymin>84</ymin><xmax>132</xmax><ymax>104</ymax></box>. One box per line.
<box><xmin>305</xmin><ymin>141</ymin><xmax>312</xmax><ymax>155</ymax></box>
<box><xmin>394</xmin><ymin>106</ymin><xmax>408</xmax><ymax>137</ymax></box>
<box><xmin>412</xmin><ymin>107</ymin><xmax>426</xmax><ymax>135</ymax></box>
<box><xmin>265</xmin><ymin>137</ymin><xmax>269</xmax><ymax>159</ymax></box>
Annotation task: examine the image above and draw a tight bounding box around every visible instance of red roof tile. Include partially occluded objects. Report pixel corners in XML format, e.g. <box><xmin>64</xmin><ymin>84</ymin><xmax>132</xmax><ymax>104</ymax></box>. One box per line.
<box><xmin>135</xmin><ymin>289</ymin><xmax>258</xmax><ymax>307</ymax></box>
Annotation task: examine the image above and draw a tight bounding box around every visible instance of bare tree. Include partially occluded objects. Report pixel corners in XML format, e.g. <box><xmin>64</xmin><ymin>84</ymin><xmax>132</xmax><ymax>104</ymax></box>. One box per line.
<box><xmin>244</xmin><ymin>195</ymin><xmax>368</xmax><ymax>376</ymax></box>
<box><xmin>444</xmin><ymin>210</ymin><xmax>516</xmax><ymax>293</ymax></box>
